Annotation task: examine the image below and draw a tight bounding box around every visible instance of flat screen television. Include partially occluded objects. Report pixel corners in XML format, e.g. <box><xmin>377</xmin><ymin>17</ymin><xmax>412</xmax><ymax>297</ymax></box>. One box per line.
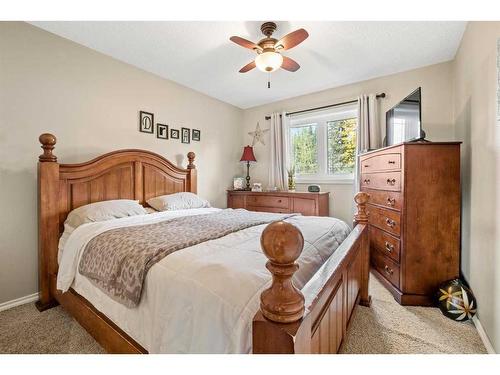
<box><xmin>385</xmin><ymin>87</ymin><xmax>424</xmax><ymax>146</ymax></box>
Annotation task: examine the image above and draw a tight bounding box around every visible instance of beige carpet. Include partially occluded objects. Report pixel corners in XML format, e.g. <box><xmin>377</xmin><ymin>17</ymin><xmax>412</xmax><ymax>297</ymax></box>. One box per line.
<box><xmin>0</xmin><ymin>301</ymin><xmax>105</xmax><ymax>354</ymax></box>
<box><xmin>340</xmin><ymin>275</ymin><xmax>486</xmax><ymax>354</ymax></box>
<box><xmin>0</xmin><ymin>274</ymin><xmax>486</xmax><ymax>354</ymax></box>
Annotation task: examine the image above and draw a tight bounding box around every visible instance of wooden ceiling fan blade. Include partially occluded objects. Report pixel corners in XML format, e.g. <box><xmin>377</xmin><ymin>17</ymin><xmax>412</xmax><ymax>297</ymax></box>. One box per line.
<box><xmin>230</xmin><ymin>36</ymin><xmax>262</xmax><ymax>51</ymax></box>
<box><xmin>275</xmin><ymin>28</ymin><xmax>309</xmax><ymax>50</ymax></box>
<box><xmin>281</xmin><ymin>56</ymin><xmax>300</xmax><ymax>72</ymax></box>
<box><xmin>239</xmin><ymin>61</ymin><xmax>256</xmax><ymax>73</ymax></box>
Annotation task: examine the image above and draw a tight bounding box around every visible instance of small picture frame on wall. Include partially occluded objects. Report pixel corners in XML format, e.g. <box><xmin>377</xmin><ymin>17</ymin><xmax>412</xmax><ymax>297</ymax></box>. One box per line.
<box><xmin>139</xmin><ymin>111</ymin><xmax>154</xmax><ymax>134</ymax></box>
<box><xmin>170</xmin><ymin>128</ymin><xmax>179</xmax><ymax>139</ymax></box>
<box><xmin>156</xmin><ymin>124</ymin><xmax>168</xmax><ymax>139</ymax></box>
<box><xmin>192</xmin><ymin>129</ymin><xmax>201</xmax><ymax>141</ymax></box>
<box><xmin>181</xmin><ymin>127</ymin><xmax>190</xmax><ymax>144</ymax></box>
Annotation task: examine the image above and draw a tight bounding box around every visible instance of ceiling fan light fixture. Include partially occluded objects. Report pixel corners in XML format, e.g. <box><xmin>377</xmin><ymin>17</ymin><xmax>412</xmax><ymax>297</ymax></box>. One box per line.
<box><xmin>255</xmin><ymin>51</ymin><xmax>283</xmax><ymax>72</ymax></box>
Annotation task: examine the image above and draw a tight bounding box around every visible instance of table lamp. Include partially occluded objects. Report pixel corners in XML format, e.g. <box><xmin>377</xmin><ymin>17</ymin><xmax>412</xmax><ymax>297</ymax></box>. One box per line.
<box><xmin>240</xmin><ymin>145</ymin><xmax>257</xmax><ymax>190</ymax></box>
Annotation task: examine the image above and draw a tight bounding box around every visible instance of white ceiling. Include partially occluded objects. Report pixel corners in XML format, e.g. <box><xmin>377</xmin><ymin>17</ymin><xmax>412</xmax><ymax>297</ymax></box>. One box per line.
<box><xmin>30</xmin><ymin>21</ymin><xmax>466</xmax><ymax>109</ymax></box>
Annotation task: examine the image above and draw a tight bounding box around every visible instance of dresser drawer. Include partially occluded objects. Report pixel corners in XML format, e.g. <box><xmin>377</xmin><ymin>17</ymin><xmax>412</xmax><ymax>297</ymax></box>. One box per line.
<box><xmin>246</xmin><ymin>195</ymin><xmax>289</xmax><ymax>209</ymax></box>
<box><xmin>362</xmin><ymin>189</ymin><xmax>402</xmax><ymax>211</ymax></box>
<box><xmin>370</xmin><ymin>226</ymin><xmax>401</xmax><ymax>263</ymax></box>
<box><xmin>292</xmin><ymin>197</ymin><xmax>317</xmax><ymax>216</ymax></box>
<box><xmin>247</xmin><ymin>206</ymin><xmax>290</xmax><ymax>214</ymax></box>
<box><xmin>367</xmin><ymin>205</ymin><xmax>401</xmax><ymax>237</ymax></box>
<box><xmin>361</xmin><ymin>172</ymin><xmax>401</xmax><ymax>191</ymax></box>
<box><xmin>361</xmin><ymin>152</ymin><xmax>401</xmax><ymax>173</ymax></box>
<box><xmin>372</xmin><ymin>250</ymin><xmax>400</xmax><ymax>288</ymax></box>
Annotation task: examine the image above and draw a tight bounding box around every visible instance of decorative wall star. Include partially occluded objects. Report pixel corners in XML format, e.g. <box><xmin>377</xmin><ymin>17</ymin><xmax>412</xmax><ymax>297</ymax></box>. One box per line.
<box><xmin>248</xmin><ymin>122</ymin><xmax>269</xmax><ymax>146</ymax></box>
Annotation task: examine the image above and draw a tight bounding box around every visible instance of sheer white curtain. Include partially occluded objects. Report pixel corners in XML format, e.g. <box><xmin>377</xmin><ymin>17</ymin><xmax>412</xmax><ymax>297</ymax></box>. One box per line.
<box><xmin>355</xmin><ymin>94</ymin><xmax>381</xmax><ymax>191</ymax></box>
<box><xmin>268</xmin><ymin>111</ymin><xmax>289</xmax><ymax>190</ymax></box>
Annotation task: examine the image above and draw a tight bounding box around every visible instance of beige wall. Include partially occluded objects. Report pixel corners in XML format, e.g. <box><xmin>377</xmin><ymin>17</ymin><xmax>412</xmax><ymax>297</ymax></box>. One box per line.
<box><xmin>242</xmin><ymin>61</ymin><xmax>455</xmax><ymax>224</ymax></box>
<box><xmin>453</xmin><ymin>21</ymin><xmax>500</xmax><ymax>353</ymax></box>
<box><xmin>0</xmin><ymin>22</ymin><xmax>243</xmax><ymax>304</ymax></box>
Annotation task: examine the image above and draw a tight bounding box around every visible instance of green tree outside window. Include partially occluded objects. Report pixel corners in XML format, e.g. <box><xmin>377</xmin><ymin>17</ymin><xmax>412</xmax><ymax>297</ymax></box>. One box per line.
<box><xmin>327</xmin><ymin>118</ymin><xmax>357</xmax><ymax>175</ymax></box>
<box><xmin>289</xmin><ymin>117</ymin><xmax>357</xmax><ymax>177</ymax></box>
<box><xmin>290</xmin><ymin>124</ymin><xmax>318</xmax><ymax>174</ymax></box>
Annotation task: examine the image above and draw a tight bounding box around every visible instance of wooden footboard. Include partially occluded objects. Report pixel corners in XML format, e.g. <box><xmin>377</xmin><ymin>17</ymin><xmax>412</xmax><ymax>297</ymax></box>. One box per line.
<box><xmin>253</xmin><ymin>192</ymin><xmax>370</xmax><ymax>354</ymax></box>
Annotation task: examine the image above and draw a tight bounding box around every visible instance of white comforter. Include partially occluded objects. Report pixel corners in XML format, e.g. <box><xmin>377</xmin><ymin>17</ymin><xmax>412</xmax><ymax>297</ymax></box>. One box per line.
<box><xmin>57</xmin><ymin>208</ymin><xmax>350</xmax><ymax>353</ymax></box>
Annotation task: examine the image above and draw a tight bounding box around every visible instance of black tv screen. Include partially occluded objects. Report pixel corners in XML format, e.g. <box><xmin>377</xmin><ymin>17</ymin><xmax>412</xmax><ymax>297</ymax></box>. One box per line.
<box><xmin>386</xmin><ymin>87</ymin><xmax>422</xmax><ymax>146</ymax></box>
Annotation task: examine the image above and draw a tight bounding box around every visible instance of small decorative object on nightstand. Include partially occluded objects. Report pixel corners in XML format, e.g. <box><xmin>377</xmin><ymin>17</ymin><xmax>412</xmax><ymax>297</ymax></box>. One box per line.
<box><xmin>251</xmin><ymin>182</ymin><xmax>262</xmax><ymax>192</ymax></box>
<box><xmin>240</xmin><ymin>145</ymin><xmax>257</xmax><ymax>190</ymax></box>
<box><xmin>287</xmin><ymin>165</ymin><xmax>296</xmax><ymax>191</ymax></box>
<box><xmin>233</xmin><ymin>177</ymin><xmax>245</xmax><ymax>190</ymax></box>
<box><xmin>308</xmin><ymin>185</ymin><xmax>321</xmax><ymax>192</ymax></box>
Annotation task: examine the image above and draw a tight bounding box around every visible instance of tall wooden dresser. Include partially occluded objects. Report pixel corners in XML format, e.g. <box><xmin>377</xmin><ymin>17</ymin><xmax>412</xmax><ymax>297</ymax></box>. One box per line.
<box><xmin>360</xmin><ymin>142</ymin><xmax>461</xmax><ymax>306</ymax></box>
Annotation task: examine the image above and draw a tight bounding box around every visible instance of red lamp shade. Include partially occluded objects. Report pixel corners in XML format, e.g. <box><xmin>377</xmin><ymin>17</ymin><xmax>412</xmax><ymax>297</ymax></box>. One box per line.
<box><xmin>240</xmin><ymin>145</ymin><xmax>257</xmax><ymax>163</ymax></box>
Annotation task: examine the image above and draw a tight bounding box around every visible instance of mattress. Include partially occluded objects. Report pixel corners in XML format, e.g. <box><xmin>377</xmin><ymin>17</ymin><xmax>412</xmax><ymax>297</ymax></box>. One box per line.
<box><xmin>57</xmin><ymin>208</ymin><xmax>350</xmax><ymax>353</ymax></box>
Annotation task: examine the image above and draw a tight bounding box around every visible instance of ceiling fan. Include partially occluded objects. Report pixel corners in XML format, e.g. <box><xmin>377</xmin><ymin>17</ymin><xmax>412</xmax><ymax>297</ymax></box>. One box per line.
<box><xmin>230</xmin><ymin>22</ymin><xmax>309</xmax><ymax>75</ymax></box>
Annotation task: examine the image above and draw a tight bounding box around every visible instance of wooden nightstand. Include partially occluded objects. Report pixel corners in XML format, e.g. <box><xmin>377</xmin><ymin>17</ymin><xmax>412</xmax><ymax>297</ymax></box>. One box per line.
<box><xmin>227</xmin><ymin>190</ymin><xmax>329</xmax><ymax>216</ymax></box>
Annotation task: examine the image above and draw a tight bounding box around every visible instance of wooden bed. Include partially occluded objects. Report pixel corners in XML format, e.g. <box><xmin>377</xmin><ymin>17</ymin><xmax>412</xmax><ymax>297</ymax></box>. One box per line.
<box><xmin>36</xmin><ymin>133</ymin><xmax>371</xmax><ymax>354</ymax></box>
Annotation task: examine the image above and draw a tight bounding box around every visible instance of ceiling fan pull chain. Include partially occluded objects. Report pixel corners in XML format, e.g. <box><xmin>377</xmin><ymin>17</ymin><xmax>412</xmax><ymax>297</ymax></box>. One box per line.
<box><xmin>268</xmin><ymin>73</ymin><xmax>271</xmax><ymax>89</ymax></box>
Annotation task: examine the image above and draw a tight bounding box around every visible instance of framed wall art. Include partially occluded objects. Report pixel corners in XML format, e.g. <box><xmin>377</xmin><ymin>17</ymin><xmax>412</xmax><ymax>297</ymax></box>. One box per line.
<box><xmin>156</xmin><ymin>124</ymin><xmax>168</xmax><ymax>139</ymax></box>
<box><xmin>139</xmin><ymin>111</ymin><xmax>154</xmax><ymax>134</ymax></box>
<box><xmin>181</xmin><ymin>127</ymin><xmax>190</xmax><ymax>144</ymax></box>
<box><xmin>192</xmin><ymin>129</ymin><xmax>201</xmax><ymax>141</ymax></box>
<box><xmin>170</xmin><ymin>128</ymin><xmax>179</xmax><ymax>139</ymax></box>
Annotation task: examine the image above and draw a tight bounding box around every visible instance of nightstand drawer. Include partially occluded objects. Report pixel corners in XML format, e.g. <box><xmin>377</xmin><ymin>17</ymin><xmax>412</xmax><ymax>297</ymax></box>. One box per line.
<box><xmin>246</xmin><ymin>206</ymin><xmax>290</xmax><ymax>214</ymax></box>
<box><xmin>246</xmin><ymin>195</ymin><xmax>289</xmax><ymax>209</ymax></box>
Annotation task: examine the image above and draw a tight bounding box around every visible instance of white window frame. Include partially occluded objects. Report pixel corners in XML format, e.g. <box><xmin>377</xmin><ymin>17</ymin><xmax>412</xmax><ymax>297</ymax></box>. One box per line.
<box><xmin>287</xmin><ymin>104</ymin><xmax>358</xmax><ymax>184</ymax></box>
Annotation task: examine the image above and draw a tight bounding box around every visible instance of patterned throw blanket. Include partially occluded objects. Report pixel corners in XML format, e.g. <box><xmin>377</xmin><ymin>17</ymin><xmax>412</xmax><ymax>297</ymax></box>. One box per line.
<box><xmin>78</xmin><ymin>209</ymin><xmax>296</xmax><ymax>307</ymax></box>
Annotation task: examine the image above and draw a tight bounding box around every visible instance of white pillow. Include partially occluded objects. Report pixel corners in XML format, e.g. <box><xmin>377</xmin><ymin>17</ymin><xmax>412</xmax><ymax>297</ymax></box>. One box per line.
<box><xmin>65</xmin><ymin>199</ymin><xmax>147</xmax><ymax>230</ymax></box>
<box><xmin>58</xmin><ymin>199</ymin><xmax>147</xmax><ymax>262</ymax></box>
<box><xmin>147</xmin><ymin>192</ymin><xmax>211</xmax><ymax>211</ymax></box>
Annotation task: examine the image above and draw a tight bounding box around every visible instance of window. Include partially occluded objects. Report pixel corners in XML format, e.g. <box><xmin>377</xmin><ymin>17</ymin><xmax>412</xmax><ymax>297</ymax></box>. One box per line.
<box><xmin>288</xmin><ymin>104</ymin><xmax>358</xmax><ymax>182</ymax></box>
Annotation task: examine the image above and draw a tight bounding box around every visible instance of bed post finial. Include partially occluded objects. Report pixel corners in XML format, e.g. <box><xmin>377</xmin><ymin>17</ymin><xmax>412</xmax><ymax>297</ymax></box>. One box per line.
<box><xmin>187</xmin><ymin>152</ymin><xmax>196</xmax><ymax>169</ymax></box>
<box><xmin>39</xmin><ymin>133</ymin><xmax>57</xmax><ymax>162</ymax></box>
<box><xmin>260</xmin><ymin>221</ymin><xmax>305</xmax><ymax>323</ymax></box>
<box><xmin>354</xmin><ymin>191</ymin><xmax>369</xmax><ymax>226</ymax></box>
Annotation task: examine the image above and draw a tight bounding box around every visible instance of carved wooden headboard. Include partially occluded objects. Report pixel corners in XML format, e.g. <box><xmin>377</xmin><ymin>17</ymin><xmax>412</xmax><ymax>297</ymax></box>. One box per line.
<box><xmin>37</xmin><ymin>133</ymin><xmax>197</xmax><ymax>309</ymax></box>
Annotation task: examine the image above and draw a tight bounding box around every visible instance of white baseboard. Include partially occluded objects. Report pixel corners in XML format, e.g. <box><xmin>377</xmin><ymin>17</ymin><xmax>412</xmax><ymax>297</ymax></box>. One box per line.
<box><xmin>0</xmin><ymin>292</ymin><xmax>39</xmax><ymax>312</ymax></box>
<box><xmin>473</xmin><ymin>316</ymin><xmax>496</xmax><ymax>354</ymax></box>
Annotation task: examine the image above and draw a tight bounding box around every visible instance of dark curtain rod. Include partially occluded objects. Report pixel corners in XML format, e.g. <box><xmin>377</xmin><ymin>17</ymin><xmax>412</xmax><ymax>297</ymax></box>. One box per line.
<box><xmin>264</xmin><ymin>93</ymin><xmax>386</xmax><ymax>120</ymax></box>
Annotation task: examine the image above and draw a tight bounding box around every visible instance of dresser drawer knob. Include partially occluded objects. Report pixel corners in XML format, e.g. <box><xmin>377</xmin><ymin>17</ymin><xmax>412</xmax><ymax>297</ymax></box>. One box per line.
<box><xmin>384</xmin><ymin>265</ymin><xmax>394</xmax><ymax>275</ymax></box>
<box><xmin>386</xmin><ymin>197</ymin><xmax>396</xmax><ymax>206</ymax></box>
<box><xmin>364</xmin><ymin>164</ymin><xmax>370</xmax><ymax>168</ymax></box>
<box><xmin>386</xmin><ymin>178</ymin><xmax>396</xmax><ymax>185</ymax></box>
<box><xmin>278</xmin><ymin>199</ymin><xmax>282</xmax><ymax>203</ymax></box>
<box><xmin>388</xmin><ymin>160</ymin><xmax>396</xmax><ymax>164</ymax></box>
<box><xmin>385</xmin><ymin>241</ymin><xmax>394</xmax><ymax>252</ymax></box>
<box><xmin>363</xmin><ymin>178</ymin><xmax>370</xmax><ymax>184</ymax></box>
<box><xmin>385</xmin><ymin>218</ymin><xmax>396</xmax><ymax>228</ymax></box>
